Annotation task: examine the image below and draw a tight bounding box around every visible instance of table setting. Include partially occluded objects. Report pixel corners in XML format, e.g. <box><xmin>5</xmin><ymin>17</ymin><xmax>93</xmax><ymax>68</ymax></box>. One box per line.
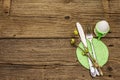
<box><xmin>71</xmin><ymin>20</ymin><xmax>110</xmax><ymax>77</ymax></box>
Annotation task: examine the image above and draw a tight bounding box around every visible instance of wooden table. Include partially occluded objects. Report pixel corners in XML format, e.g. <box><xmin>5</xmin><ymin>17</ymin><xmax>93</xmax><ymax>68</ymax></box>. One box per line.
<box><xmin>0</xmin><ymin>0</ymin><xmax>120</xmax><ymax>80</ymax></box>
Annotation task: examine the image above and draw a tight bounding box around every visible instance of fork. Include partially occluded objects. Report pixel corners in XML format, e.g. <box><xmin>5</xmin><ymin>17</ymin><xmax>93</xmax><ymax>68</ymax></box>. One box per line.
<box><xmin>86</xmin><ymin>26</ymin><xmax>100</xmax><ymax>76</ymax></box>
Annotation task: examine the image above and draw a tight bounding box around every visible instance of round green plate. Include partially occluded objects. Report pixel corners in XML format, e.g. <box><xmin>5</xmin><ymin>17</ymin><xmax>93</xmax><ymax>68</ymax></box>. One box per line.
<box><xmin>76</xmin><ymin>38</ymin><xmax>109</xmax><ymax>69</ymax></box>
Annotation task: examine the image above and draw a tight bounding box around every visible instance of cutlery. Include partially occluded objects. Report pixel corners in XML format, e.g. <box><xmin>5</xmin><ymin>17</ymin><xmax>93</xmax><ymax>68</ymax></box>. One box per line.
<box><xmin>86</xmin><ymin>26</ymin><xmax>100</xmax><ymax>76</ymax></box>
<box><xmin>86</xmin><ymin>26</ymin><xmax>103</xmax><ymax>76</ymax></box>
<box><xmin>76</xmin><ymin>22</ymin><xmax>97</xmax><ymax>77</ymax></box>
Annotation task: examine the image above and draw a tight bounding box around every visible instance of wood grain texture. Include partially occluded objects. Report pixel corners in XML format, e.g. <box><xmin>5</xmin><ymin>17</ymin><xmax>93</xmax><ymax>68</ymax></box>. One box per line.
<box><xmin>0</xmin><ymin>0</ymin><xmax>120</xmax><ymax>80</ymax></box>
<box><xmin>2</xmin><ymin>0</ymin><xmax>11</xmax><ymax>15</ymax></box>
<box><xmin>0</xmin><ymin>14</ymin><xmax>120</xmax><ymax>38</ymax></box>
<box><xmin>109</xmin><ymin>0</ymin><xmax>120</xmax><ymax>13</ymax></box>
<box><xmin>10</xmin><ymin>0</ymin><xmax>103</xmax><ymax>16</ymax></box>
<box><xmin>0</xmin><ymin>0</ymin><xmax>119</xmax><ymax>38</ymax></box>
<box><xmin>10</xmin><ymin>0</ymin><xmax>120</xmax><ymax>16</ymax></box>
<box><xmin>0</xmin><ymin>0</ymin><xmax>2</xmax><ymax>15</ymax></box>
<box><xmin>0</xmin><ymin>38</ymin><xmax>120</xmax><ymax>80</ymax></box>
<box><xmin>102</xmin><ymin>0</ymin><xmax>110</xmax><ymax>20</ymax></box>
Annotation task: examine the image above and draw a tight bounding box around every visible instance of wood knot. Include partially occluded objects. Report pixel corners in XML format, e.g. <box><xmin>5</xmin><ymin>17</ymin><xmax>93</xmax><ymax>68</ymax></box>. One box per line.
<box><xmin>108</xmin><ymin>31</ymin><xmax>112</xmax><ymax>33</ymax></box>
<box><xmin>107</xmin><ymin>66</ymin><xmax>113</xmax><ymax>71</ymax></box>
<box><xmin>76</xmin><ymin>59</ymin><xmax>78</xmax><ymax>62</ymax></box>
<box><xmin>108</xmin><ymin>44</ymin><xmax>114</xmax><ymax>47</ymax></box>
<box><xmin>64</xmin><ymin>16</ymin><xmax>70</xmax><ymax>20</ymax></box>
<box><xmin>4</xmin><ymin>10</ymin><xmax>9</xmax><ymax>14</ymax></box>
<box><xmin>64</xmin><ymin>0</ymin><xmax>72</xmax><ymax>3</ymax></box>
<box><xmin>82</xmin><ymin>75</ymin><xmax>85</xmax><ymax>77</ymax></box>
<box><xmin>13</xmin><ymin>34</ymin><xmax>16</xmax><ymax>37</ymax></box>
<box><xmin>108</xmin><ymin>74</ymin><xmax>112</xmax><ymax>77</ymax></box>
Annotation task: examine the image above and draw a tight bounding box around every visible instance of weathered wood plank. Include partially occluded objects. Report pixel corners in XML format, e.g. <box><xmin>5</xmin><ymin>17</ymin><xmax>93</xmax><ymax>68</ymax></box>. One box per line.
<box><xmin>0</xmin><ymin>65</ymin><xmax>93</xmax><ymax>80</ymax></box>
<box><xmin>10</xmin><ymin>0</ymin><xmax>120</xmax><ymax>16</ymax></box>
<box><xmin>0</xmin><ymin>14</ymin><xmax>119</xmax><ymax>38</ymax></box>
<box><xmin>10</xmin><ymin>0</ymin><xmax>103</xmax><ymax>16</ymax></box>
<box><xmin>0</xmin><ymin>0</ymin><xmax>119</xmax><ymax>80</ymax></box>
<box><xmin>0</xmin><ymin>61</ymin><xmax>119</xmax><ymax>80</ymax></box>
<box><xmin>0</xmin><ymin>38</ymin><xmax>120</xmax><ymax>80</ymax></box>
<box><xmin>0</xmin><ymin>38</ymin><xmax>120</xmax><ymax>65</ymax></box>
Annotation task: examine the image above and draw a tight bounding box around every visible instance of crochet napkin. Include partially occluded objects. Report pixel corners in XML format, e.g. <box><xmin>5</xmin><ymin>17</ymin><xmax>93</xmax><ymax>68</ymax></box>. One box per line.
<box><xmin>76</xmin><ymin>38</ymin><xmax>109</xmax><ymax>69</ymax></box>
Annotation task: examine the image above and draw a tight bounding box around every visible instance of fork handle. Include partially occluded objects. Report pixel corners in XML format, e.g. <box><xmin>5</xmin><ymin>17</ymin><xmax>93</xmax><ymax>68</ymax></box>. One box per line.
<box><xmin>90</xmin><ymin>40</ymin><xmax>102</xmax><ymax>76</ymax></box>
<box><xmin>88</xmin><ymin>57</ymin><xmax>96</xmax><ymax>77</ymax></box>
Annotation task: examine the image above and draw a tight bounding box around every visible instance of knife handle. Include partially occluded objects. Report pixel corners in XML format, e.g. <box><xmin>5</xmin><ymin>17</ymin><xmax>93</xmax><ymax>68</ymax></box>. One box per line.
<box><xmin>97</xmin><ymin>67</ymin><xmax>103</xmax><ymax>76</ymax></box>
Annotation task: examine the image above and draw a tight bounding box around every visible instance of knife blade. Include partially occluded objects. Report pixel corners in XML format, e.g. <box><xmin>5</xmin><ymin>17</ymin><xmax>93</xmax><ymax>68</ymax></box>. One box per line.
<box><xmin>76</xmin><ymin>22</ymin><xmax>87</xmax><ymax>47</ymax></box>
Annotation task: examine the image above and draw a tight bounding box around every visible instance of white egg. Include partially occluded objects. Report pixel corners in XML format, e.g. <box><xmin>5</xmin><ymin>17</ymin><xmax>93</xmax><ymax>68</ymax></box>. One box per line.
<box><xmin>97</xmin><ymin>20</ymin><xmax>110</xmax><ymax>33</ymax></box>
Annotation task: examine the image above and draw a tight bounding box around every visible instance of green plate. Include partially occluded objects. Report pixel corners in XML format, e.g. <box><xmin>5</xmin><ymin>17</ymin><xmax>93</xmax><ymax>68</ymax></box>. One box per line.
<box><xmin>76</xmin><ymin>38</ymin><xmax>109</xmax><ymax>69</ymax></box>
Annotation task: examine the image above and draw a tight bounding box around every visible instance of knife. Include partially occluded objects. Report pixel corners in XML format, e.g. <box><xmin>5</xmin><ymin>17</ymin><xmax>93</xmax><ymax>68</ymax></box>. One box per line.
<box><xmin>76</xmin><ymin>22</ymin><xmax>97</xmax><ymax>77</ymax></box>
